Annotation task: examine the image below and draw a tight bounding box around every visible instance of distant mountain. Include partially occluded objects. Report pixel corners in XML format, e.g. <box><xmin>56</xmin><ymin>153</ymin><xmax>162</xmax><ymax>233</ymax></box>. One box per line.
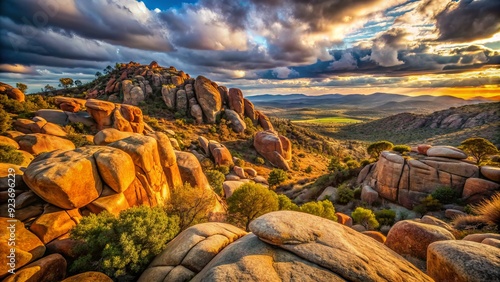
<box><xmin>247</xmin><ymin>92</ymin><xmax>493</xmax><ymax>114</ymax></box>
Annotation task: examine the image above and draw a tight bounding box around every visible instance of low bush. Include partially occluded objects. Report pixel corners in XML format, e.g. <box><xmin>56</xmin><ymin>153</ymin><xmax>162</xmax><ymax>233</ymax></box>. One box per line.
<box><xmin>216</xmin><ymin>165</ymin><xmax>230</xmax><ymax>175</ymax></box>
<box><xmin>352</xmin><ymin>207</ymin><xmax>379</xmax><ymax>229</ymax></box>
<box><xmin>205</xmin><ymin>169</ymin><xmax>225</xmax><ymax>196</ymax></box>
<box><xmin>431</xmin><ymin>186</ymin><xmax>460</xmax><ymax>205</ymax></box>
<box><xmin>304</xmin><ymin>165</ymin><xmax>313</xmax><ymax>173</ymax></box>
<box><xmin>392</xmin><ymin>145</ymin><xmax>411</xmax><ymax>154</ymax></box>
<box><xmin>0</xmin><ymin>144</ymin><xmax>24</xmax><ymax>165</ymax></box>
<box><xmin>374</xmin><ymin>209</ymin><xmax>396</xmax><ymax>226</ymax></box>
<box><xmin>336</xmin><ymin>184</ymin><xmax>354</xmax><ymax>205</ymax></box>
<box><xmin>299</xmin><ymin>200</ymin><xmax>337</xmax><ymax>221</ymax></box>
<box><xmin>254</xmin><ymin>156</ymin><xmax>265</xmax><ymax>165</ymax></box>
<box><xmin>70</xmin><ymin>206</ymin><xmax>180</xmax><ymax>280</ymax></box>
<box><xmin>353</xmin><ymin>187</ymin><xmax>362</xmax><ymax>200</ymax></box>
<box><xmin>277</xmin><ymin>194</ymin><xmax>298</xmax><ymax>211</ymax></box>
<box><xmin>268</xmin><ymin>168</ymin><xmax>287</xmax><ymax>188</ymax></box>
<box><xmin>0</xmin><ymin>107</ymin><xmax>12</xmax><ymax>132</ymax></box>
<box><xmin>413</xmin><ymin>195</ymin><xmax>442</xmax><ymax>215</ymax></box>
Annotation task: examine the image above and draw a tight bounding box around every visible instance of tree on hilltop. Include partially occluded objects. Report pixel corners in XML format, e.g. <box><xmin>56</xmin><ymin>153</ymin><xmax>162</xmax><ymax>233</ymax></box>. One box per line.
<box><xmin>16</xmin><ymin>82</ymin><xmax>27</xmax><ymax>93</ymax></box>
<box><xmin>367</xmin><ymin>141</ymin><xmax>394</xmax><ymax>158</ymax></box>
<box><xmin>460</xmin><ymin>137</ymin><xmax>498</xmax><ymax>165</ymax></box>
<box><xmin>59</xmin><ymin>78</ymin><xmax>74</xmax><ymax>89</ymax></box>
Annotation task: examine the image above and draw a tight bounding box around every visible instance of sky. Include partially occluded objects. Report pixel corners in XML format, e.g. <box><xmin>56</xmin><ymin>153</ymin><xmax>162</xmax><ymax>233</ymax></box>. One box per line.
<box><xmin>0</xmin><ymin>0</ymin><xmax>499</xmax><ymax>98</ymax></box>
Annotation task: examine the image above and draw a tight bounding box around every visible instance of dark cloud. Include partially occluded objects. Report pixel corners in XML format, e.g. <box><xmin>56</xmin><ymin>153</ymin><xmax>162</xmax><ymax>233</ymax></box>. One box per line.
<box><xmin>436</xmin><ymin>0</ymin><xmax>500</xmax><ymax>42</ymax></box>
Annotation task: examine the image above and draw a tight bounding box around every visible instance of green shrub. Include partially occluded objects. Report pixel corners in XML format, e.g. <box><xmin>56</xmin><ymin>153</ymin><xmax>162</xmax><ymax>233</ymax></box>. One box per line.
<box><xmin>0</xmin><ymin>107</ymin><xmax>12</xmax><ymax>132</ymax></box>
<box><xmin>299</xmin><ymin>200</ymin><xmax>337</xmax><ymax>221</ymax></box>
<box><xmin>336</xmin><ymin>184</ymin><xmax>354</xmax><ymax>205</ymax></box>
<box><xmin>0</xmin><ymin>145</ymin><xmax>24</xmax><ymax>165</ymax></box>
<box><xmin>460</xmin><ymin>137</ymin><xmax>499</xmax><ymax>165</ymax></box>
<box><xmin>327</xmin><ymin>157</ymin><xmax>345</xmax><ymax>172</ymax></box>
<box><xmin>431</xmin><ymin>186</ymin><xmax>460</xmax><ymax>204</ymax></box>
<box><xmin>353</xmin><ymin>187</ymin><xmax>362</xmax><ymax>200</ymax></box>
<box><xmin>360</xmin><ymin>159</ymin><xmax>371</xmax><ymax>167</ymax></box>
<box><xmin>392</xmin><ymin>145</ymin><xmax>411</xmax><ymax>154</ymax></box>
<box><xmin>228</xmin><ymin>183</ymin><xmax>279</xmax><ymax>230</ymax></box>
<box><xmin>234</xmin><ymin>158</ymin><xmax>245</xmax><ymax>167</ymax></box>
<box><xmin>278</xmin><ymin>194</ymin><xmax>298</xmax><ymax>211</ymax></box>
<box><xmin>166</xmin><ymin>183</ymin><xmax>215</xmax><ymax>230</ymax></box>
<box><xmin>216</xmin><ymin>165</ymin><xmax>230</xmax><ymax>175</ymax></box>
<box><xmin>375</xmin><ymin>209</ymin><xmax>396</xmax><ymax>226</ymax></box>
<box><xmin>70</xmin><ymin>206</ymin><xmax>180</xmax><ymax>280</ymax></box>
<box><xmin>351</xmin><ymin>207</ymin><xmax>379</xmax><ymax>229</ymax></box>
<box><xmin>66</xmin><ymin>134</ymin><xmax>93</xmax><ymax>147</ymax></box>
<box><xmin>200</xmin><ymin>158</ymin><xmax>215</xmax><ymax>171</ymax></box>
<box><xmin>254</xmin><ymin>156</ymin><xmax>266</xmax><ymax>165</ymax></box>
<box><xmin>346</xmin><ymin>160</ymin><xmax>359</xmax><ymax>169</ymax></box>
<box><xmin>205</xmin><ymin>170</ymin><xmax>225</xmax><ymax>196</ymax></box>
<box><xmin>304</xmin><ymin>165</ymin><xmax>313</xmax><ymax>173</ymax></box>
<box><xmin>413</xmin><ymin>195</ymin><xmax>442</xmax><ymax>215</ymax></box>
<box><xmin>268</xmin><ymin>168</ymin><xmax>287</xmax><ymax>188</ymax></box>
<box><xmin>367</xmin><ymin>141</ymin><xmax>394</xmax><ymax>158</ymax></box>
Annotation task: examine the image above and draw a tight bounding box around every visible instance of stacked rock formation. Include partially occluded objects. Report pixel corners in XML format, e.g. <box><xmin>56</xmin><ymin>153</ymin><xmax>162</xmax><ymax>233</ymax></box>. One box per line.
<box><xmin>358</xmin><ymin>145</ymin><xmax>500</xmax><ymax>208</ymax></box>
<box><xmin>253</xmin><ymin>130</ymin><xmax>292</xmax><ymax>170</ymax></box>
<box><xmin>0</xmin><ymin>82</ymin><xmax>25</xmax><ymax>102</ymax></box>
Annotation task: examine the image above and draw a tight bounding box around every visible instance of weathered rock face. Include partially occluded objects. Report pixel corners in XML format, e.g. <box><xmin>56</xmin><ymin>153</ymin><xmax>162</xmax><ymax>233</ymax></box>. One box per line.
<box><xmin>0</xmin><ymin>82</ymin><xmax>25</xmax><ymax>102</ymax></box>
<box><xmin>62</xmin><ymin>272</ymin><xmax>113</xmax><ymax>282</ymax></box>
<box><xmin>147</xmin><ymin>132</ymin><xmax>183</xmax><ymax>190</ymax></box>
<box><xmin>161</xmin><ymin>85</ymin><xmax>177</xmax><ymax>109</ymax></box>
<box><xmin>385</xmin><ymin>220</ymin><xmax>455</xmax><ymax>261</ymax></box>
<box><xmin>360</xmin><ymin>149</ymin><xmax>482</xmax><ymax>209</ymax></box>
<box><xmin>54</xmin><ymin>97</ymin><xmax>87</xmax><ymax>113</ymax></box>
<box><xmin>30</xmin><ymin>205</ymin><xmax>82</xmax><ymax>244</ymax></box>
<box><xmin>427</xmin><ymin>240</ymin><xmax>500</xmax><ymax>282</ymax></box>
<box><xmin>256</xmin><ymin>110</ymin><xmax>274</xmax><ymax>131</ymax></box>
<box><xmin>194</xmin><ymin>76</ymin><xmax>221</xmax><ymax>124</ymax></box>
<box><xmin>224</xmin><ymin>109</ymin><xmax>246</xmax><ymax>133</ymax></box>
<box><xmin>139</xmin><ymin>223</ymin><xmax>247</xmax><ymax>282</ymax></box>
<box><xmin>175</xmin><ymin>151</ymin><xmax>210</xmax><ymax>190</ymax></box>
<box><xmin>228</xmin><ymin>88</ymin><xmax>244</xmax><ymax>117</ymax></box>
<box><xmin>254</xmin><ymin>130</ymin><xmax>292</xmax><ymax>170</ymax></box>
<box><xmin>23</xmin><ymin>146</ymin><xmax>136</xmax><ymax>209</ymax></box>
<box><xmin>15</xmin><ymin>134</ymin><xmax>75</xmax><ymax>155</ymax></box>
<box><xmin>192</xmin><ymin>211</ymin><xmax>432</xmax><ymax>282</ymax></box>
<box><xmin>2</xmin><ymin>254</ymin><xmax>66</xmax><ymax>282</ymax></box>
<box><xmin>243</xmin><ymin>98</ymin><xmax>257</xmax><ymax>123</ymax></box>
<box><xmin>481</xmin><ymin>166</ymin><xmax>500</xmax><ymax>182</ymax></box>
<box><xmin>93</xmin><ymin>128</ymin><xmax>134</xmax><ymax>145</ymax></box>
<box><xmin>13</xmin><ymin>117</ymin><xmax>68</xmax><ymax>137</ymax></box>
<box><xmin>462</xmin><ymin>178</ymin><xmax>500</xmax><ymax>204</ymax></box>
<box><xmin>426</xmin><ymin>146</ymin><xmax>467</xmax><ymax>159</ymax></box>
<box><xmin>86</xmin><ymin>99</ymin><xmax>144</xmax><ymax>133</ymax></box>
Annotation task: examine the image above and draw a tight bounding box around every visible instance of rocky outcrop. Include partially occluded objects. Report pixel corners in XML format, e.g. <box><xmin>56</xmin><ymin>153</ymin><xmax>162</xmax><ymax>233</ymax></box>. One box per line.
<box><xmin>0</xmin><ymin>82</ymin><xmax>25</xmax><ymax>102</ymax></box>
<box><xmin>2</xmin><ymin>254</ymin><xmax>66</xmax><ymax>282</ymax></box>
<box><xmin>15</xmin><ymin>134</ymin><xmax>75</xmax><ymax>155</ymax></box>
<box><xmin>254</xmin><ymin>130</ymin><xmax>292</xmax><ymax>170</ymax></box>
<box><xmin>357</xmin><ymin>145</ymin><xmax>495</xmax><ymax>208</ymax></box>
<box><xmin>86</xmin><ymin>99</ymin><xmax>144</xmax><ymax>133</ymax></box>
<box><xmin>175</xmin><ymin>151</ymin><xmax>210</xmax><ymax>190</ymax></box>
<box><xmin>194</xmin><ymin>76</ymin><xmax>221</xmax><ymax>124</ymax></box>
<box><xmin>427</xmin><ymin>240</ymin><xmax>500</xmax><ymax>282</ymax></box>
<box><xmin>224</xmin><ymin>109</ymin><xmax>246</xmax><ymax>133</ymax></box>
<box><xmin>228</xmin><ymin>88</ymin><xmax>244</xmax><ymax>117</ymax></box>
<box><xmin>191</xmin><ymin>211</ymin><xmax>432</xmax><ymax>281</ymax></box>
<box><xmin>139</xmin><ymin>223</ymin><xmax>247</xmax><ymax>282</ymax></box>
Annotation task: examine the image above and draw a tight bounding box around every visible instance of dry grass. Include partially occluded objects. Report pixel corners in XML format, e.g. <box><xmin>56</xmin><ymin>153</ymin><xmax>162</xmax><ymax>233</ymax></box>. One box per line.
<box><xmin>473</xmin><ymin>192</ymin><xmax>500</xmax><ymax>226</ymax></box>
<box><xmin>452</xmin><ymin>214</ymin><xmax>488</xmax><ymax>230</ymax></box>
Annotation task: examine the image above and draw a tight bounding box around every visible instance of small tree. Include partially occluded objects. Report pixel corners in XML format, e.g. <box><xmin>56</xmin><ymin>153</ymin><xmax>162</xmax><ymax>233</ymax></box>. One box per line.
<box><xmin>74</xmin><ymin>79</ymin><xmax>82</xmax><ymax>87</ymax></box>
<box><xmin>268</xmin><ymin>168</ymin><xmax>287</xmax><ymax>188</ymax></box>
<box><xmin>0</xmin><ymin>107</ymin><xmax>12</xmax><ymax>132</ymax></box>
<box><xmin>95</xmin><ymin>71</ymin><xmax>102</xmax><ymax>78</ymax></box>
<box><xmin>367</xmin><ymin>141</ymin><xmax>394</xmax><ymax>158</ymax></box>
<box><xmin>44</xmin><ymin>84</ymin><xmax>56</xmax><ymax>92</ymax></box>
<box><xmin>374</xmin><ymin>209</ymin><xmax>396</xmax><ymax>226</ymax></box>
<box><xmin>299</xmin><ymin>200</ymin><xmax>337</xmax><ymax>221</ymax></box>
<box><xmin>104</xmin><ymin>65</ymin><xmax>113</xmax><ymax>75</ymax></box>
<box><xmin>59</xmin><ymin>78</ymin><xmax>74</xmax><ymax>89</ymax></box>
<box><xmin>205</xmin><ymin>169</ymin><xmax>225</xmax><ymax>196</ymax></box>
<box><xmin>327</xmin><ymin>156</ymin><xmax>345</xmax><ymax>172</ymax></box>
<box><xmin>0</xmin><ymin>145</ymin><xmax>24</xmax><ymax>165</ymax></box>
<box><xmin>460</xmin><ymin>137</ymin><xmax>499</xmax><ymax>165</ymax></box>
<box><xmin>392</xmin><ymin>145</ymin><xmax>411</xmax><ymax>154</ymax></box>
<box><xmin>166</xmin><ymin>183</ymin><xmax>216</xmax><ymax>231</ymax></box>
<box><xmin>351</xmin><ymin>207</ymin><xmax>379</xmax><ymax>229</ymax></box>
<box><xmin>16</xmin><ymin>82</ymin><xmax>27</xmax><ymax>93</ymax></box>
<box><xmin>337</xmin><ymin>183</ymin><xmax>354</xmax><ymax>204</ymax></box>
<box><xmin>227</xmin><ymin>183</ymin><xmax>279</xmax><ymax>230</ymax></box>
<box><xmin>277</xmin><ymin>194</ymin><xmax>298</xmax><ymax>211</ymax></box>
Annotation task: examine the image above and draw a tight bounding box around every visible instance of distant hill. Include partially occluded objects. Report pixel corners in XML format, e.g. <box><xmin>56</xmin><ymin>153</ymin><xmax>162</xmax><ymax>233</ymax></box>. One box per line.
<box><xmin>330</xmin><ymin>102</ymin><xmax>500</xmax><ymax>146</ymax></box>
<box><xmin>248</xmin><ymin>93</ymin><xmax>495</xmax><ymax>115</ymax></box>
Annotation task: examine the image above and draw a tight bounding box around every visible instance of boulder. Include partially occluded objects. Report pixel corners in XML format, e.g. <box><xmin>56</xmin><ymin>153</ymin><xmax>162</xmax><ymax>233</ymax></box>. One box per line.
<box><xmin>225</xmin><ymin>174</ymin><xmax>240</xmax><ymax>181</ymax></box>
<box><xmin>35</xmin><ymin>109</ymin><xmax>68</xmax><ymax>125</ymax></box>
<box><xmin>211</xmin><ymin>146</ymin><xmax>233</xmax><ymax>167</ymax></box>
<box><xmin>23</xmin><ymin>146</ymin><xmax>136</xmax><ymax>209</ymax></box>
<box><xmin>139</xmin><ymin>223</ymin><xmax>246</xmax><ymax>282</ymax></box>
<box><xmin>426</xmin><ymin>146</ymin><xmax>467</xmax><ymax>159</ymax></box>
<box><xmin>172</xmin><ymin>75</ymin><xmax>185</xmax><ymax>87</ymax></box>
<box><xmin>148</xmin><ymin>132</ymin><xmax>183</xmax><ymax>190</ymax></box>
<box><xmin>54</xmin><ymin>97</ymin><xmax>87</xmax><ymax>111</ymax></box>
<box><xmin>228</xmin><ymin>88</ymin><xmax>244</xmax><ymax>117</ymax></box>
<box><xmin>481</xmin><ymin>238</ymin><xmax>500</xmax><ymax>248</ymax></box>
<box><xmin>161</xmin><ymin>85</ymin><xmax>176</xmax><ymax>109</ymax></box>
<box><xmin>0</xmin><ymin>82</ymin><xmax>25</xmax><ymax>102</ymax></box>
<box><xmin>190</xmin><ymin>104</ymin><xmax>203</xmax><ymax>124</ymax></box>
<box><xmin>253</xmin><ymin>176</ymin><xmax>268</xmax><ymax>185</ymax></box>
<box><xmin>481</xmin><ymin>165</ymin><xmax>500</xmax><ymax>182</ymax></box>
<box><xmin>233</xmin><ymin>166</ymin><xmax>246</xmax><ymax>179</ymax></box>
<box><xmin>194</xmin><ymin>76</ymin><xmax>221</xmax><ymax>123</ymax></box>
<box><xmin>462</xmin><ymin>233</ymin><xmax>500</xmax><ymax>243</ymax></box>
<box><xmin>3</xmin><ymin>131</ymin><xmax>25</xmax><ymax>139</ymax></box>
<box><xmin>462</xmin><ymin>178</ymin><xmax>500</xmax><ymax>204</ymax></box>
<box><xmin>417</xmin><ymin>144</ymin><xmax>432</xmax><ymax>155</ymax></box>
<box><xmin>87</xmin><ymin>190</ymin><xmax>130</xmax><ymax>216</ymax></box>
<box><xmin>243</xmin><ymin>98</ymin><xmax>257</xmax><ymax>123</ymax></box>
<box><xmin>109</xmin><ymin>135</ymin><xmax>169</xmax><ymax>206</ymax></box>
<box><xmin>444</xmin><ymin>209</ymin><xmax>466</xmax><ymax>219</ymax></box>
<box><xmin>39</xmin><ymin>122</ymin><xmax>67</xmax><ymax>137</ymax></box>
<box><xmin>0</xmin><ymin>217</ymin><xmax>45</xmax><ymax>277</ymax></box>
<box><xmin>335</xmin><ymin>212</ymin><xmax>353</xmax><ymax>227</ymax></box>
<box><xmin>224</xmin><ymin>109</ymin><xmax>246</xmax><ymax>133</ymax></box>
<box><xmin>198</xmin><ymin>136</ymin><xmax>210</xmax><ymax>156</ymax></box>
<box><xmin>385</xmin><ymin>220</ymin><xmax>455</xmax><ymax>261</ymax></box>
<box><xmin>243</xmin><ymin>168</ymin><xmax>257</xmax><ymax>177</ymax></box>
<box><xmin>16</xmin><ymin>133</ymin><xmax>75</xmax><ymax>155</ymax></box>
<box><xmin>362</xmin><ymin>231</ymin><xmax>386</xmax><ymax>243</ymax></box>
<box><xmin>361</xmin><ymin>185</ymin><xmax>379</xmax><ymax>205</ymax></box>
<box><xmin>254</xmin><ymin>130</ymin><xmax>292</xmax><ymax>170</ymax></box>
<box><xmin>86</xmin><ymin>99</ymin><xmax>144</xmax><ymax>133</ymax></box>
<box><xmin>30</xmin><ymin>205</ymin><xmax>81</xmax><ymax>244</ymax></box>
<box><xmin>62</xmin><ymin>272</ymin><xmax>113</xmax><ymax>282</ymax></box>
<box><xmin>175</xmin><ymin>151</ymin><xmax>210</xmax><ymax>190</ymax></box>
<box><xmin>427</xmin><ymin>240</ymin><xmax>500</xmax><ymax>282</ymax></box>
<box><xmin>0</xmin><ymin>164</ymin><xmax>26</xmax><ymax>191</ymax></box>
<box><xmin>217</xmin><ymin>86</ymin><xmax>229</xmax><ymax>106</ymax></box>
<box><xmin>420</xmin><ymin>215</ymin><xmax>454</xmax><ymax>233</ymax></box>
<box><xmin>317</xmin><ymin>186</ymin><xmax>337</xmax><ymax>201</ymax></box>
<box><xmin>176</xmin><ymin>89</ymin><xmax>188</xmax><ymax>115</ymax></box>
<box><xmin>193</xmin><ymin>211</ymin><xmax>432</xmax><ymax>282</ymax></box>
<box><xmin>45</xmin><ymin>233</ymin><xmax>78</xmax><ymax>259</ymax></box>
<box><xmin>223</xmin><ymin>181</ymin><xmax>246</xmax><ymax>198</ymax></box>
<box><xmin>420</xmin><ymin>157</ymin><xmax>478</xmax><ymax>178</ymax></box>
<box><xmin>93</xmin><ymin>128</ymin><xmax>134</xmax><ymax>145</ymax></box>
<box><xmin>256</xmin><ymin>111</ymin><xmax>274</xmax><ymax>131</ymax></box>
<box><xmin>2</xmin><ymin>254</ymin><xmax>66</xmax><ymax>282</ymax></box>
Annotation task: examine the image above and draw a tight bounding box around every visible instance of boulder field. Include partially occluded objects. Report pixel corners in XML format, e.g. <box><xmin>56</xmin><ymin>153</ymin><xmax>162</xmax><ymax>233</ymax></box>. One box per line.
<box><xmin>358</xmin><ymin>146</ymin><xmax>500</xmax><ymax>208</ymax></box>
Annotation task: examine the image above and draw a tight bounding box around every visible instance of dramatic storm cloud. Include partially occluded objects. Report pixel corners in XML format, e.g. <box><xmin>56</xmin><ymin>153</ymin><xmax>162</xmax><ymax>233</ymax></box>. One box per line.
<box><xmin>0</xmin><ymin>0</ymin><xmax>499</xmax><ymax>97</ymax></box>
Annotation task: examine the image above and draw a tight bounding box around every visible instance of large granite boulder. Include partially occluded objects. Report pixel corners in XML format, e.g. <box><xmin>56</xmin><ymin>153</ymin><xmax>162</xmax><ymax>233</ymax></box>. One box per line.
<box><xmin>254</xmin><ymin>130</ymin><xmax>292</xmax><ymax>170</ymax></box>
<box><xmin>462</xmin><ymin>178</ymin><xmax>500</xmax><ymax>204</ymax></box>
<box><xmin>61</xmin><ymin>272</ymin><xmax>113</xmax><ymax>282</ymax></box>
<box><xmin>481</xmin><ymin>166</ymin><xmax>500</xmax><ymax>183</ymax></box>
<box><xmin>192</xmin><ymin>211</ymin><xmax>432</xmax><ymax>281</ymax></box>
<box><xmin>86</xmin><ymin>99</ymin><xmax>144</xmax><ymax>133</ymax></box>
<box><xmin>0</xmin><ymin>82</ymin><xmax>25</xmax><ymax>102</ymax></box>
<box><xmin>30</xmin><ymin>205</ymin><xmax>81</xmax><ymax>244</ymax></box>
<box><xmin>2</xmin><ymin>254</ymin><xmax>66</xmax><ymax>282</ymax></box>
<box><xmin>243</xmin><ymin>98</ymin><xmax>257</xmax><ymax>123</ymax></box>
<box><xmin>161</xmin><ymin>85</ymin><xmax>176</xmax><ymax>109</ymax></box>
<box><xmin>139</xmin><ymin>223</ymin><xmax>247</xmax><ymax>282</ymax></box>
<box><xmin>15</xmin><ymin>134</ymin><xmax>75</xmax><ymax>155</ymax></box>
<box><xmin>224</xmin><ymin>109</ymin><xmax>246</xmax><ymax>133</ymax></box>
<box><xmin>427</xmin><ymin>240</ymin><xmax>500</xmax><ymax>282</ymax></box>
<box><xmin>426</xmin><ymin>146</ymin><xmax>467</xmax><ymax>159</ymax></box>
<box><xmin>175</xmin><ymin>151</ymin><xmax>210</xmax><ymax>190</ymax></box>
<box><xmin>228</xmin><ymin>88</ymin><xmax>244</xmax><ymax>117</ymax></box>
<box><xmin>147</xmin><ymin>132</ymin><xmax>183</xmax><ymax>190</ymax></box>
<box><xmin>194</xmin><ymin>76</ymin><xmax>221</xmax><ymax>124</ymax></box>
<box><xmin>385</xmin><ymin>220</ymin><xmax>455</xmax><ymax>261</ymax></box>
